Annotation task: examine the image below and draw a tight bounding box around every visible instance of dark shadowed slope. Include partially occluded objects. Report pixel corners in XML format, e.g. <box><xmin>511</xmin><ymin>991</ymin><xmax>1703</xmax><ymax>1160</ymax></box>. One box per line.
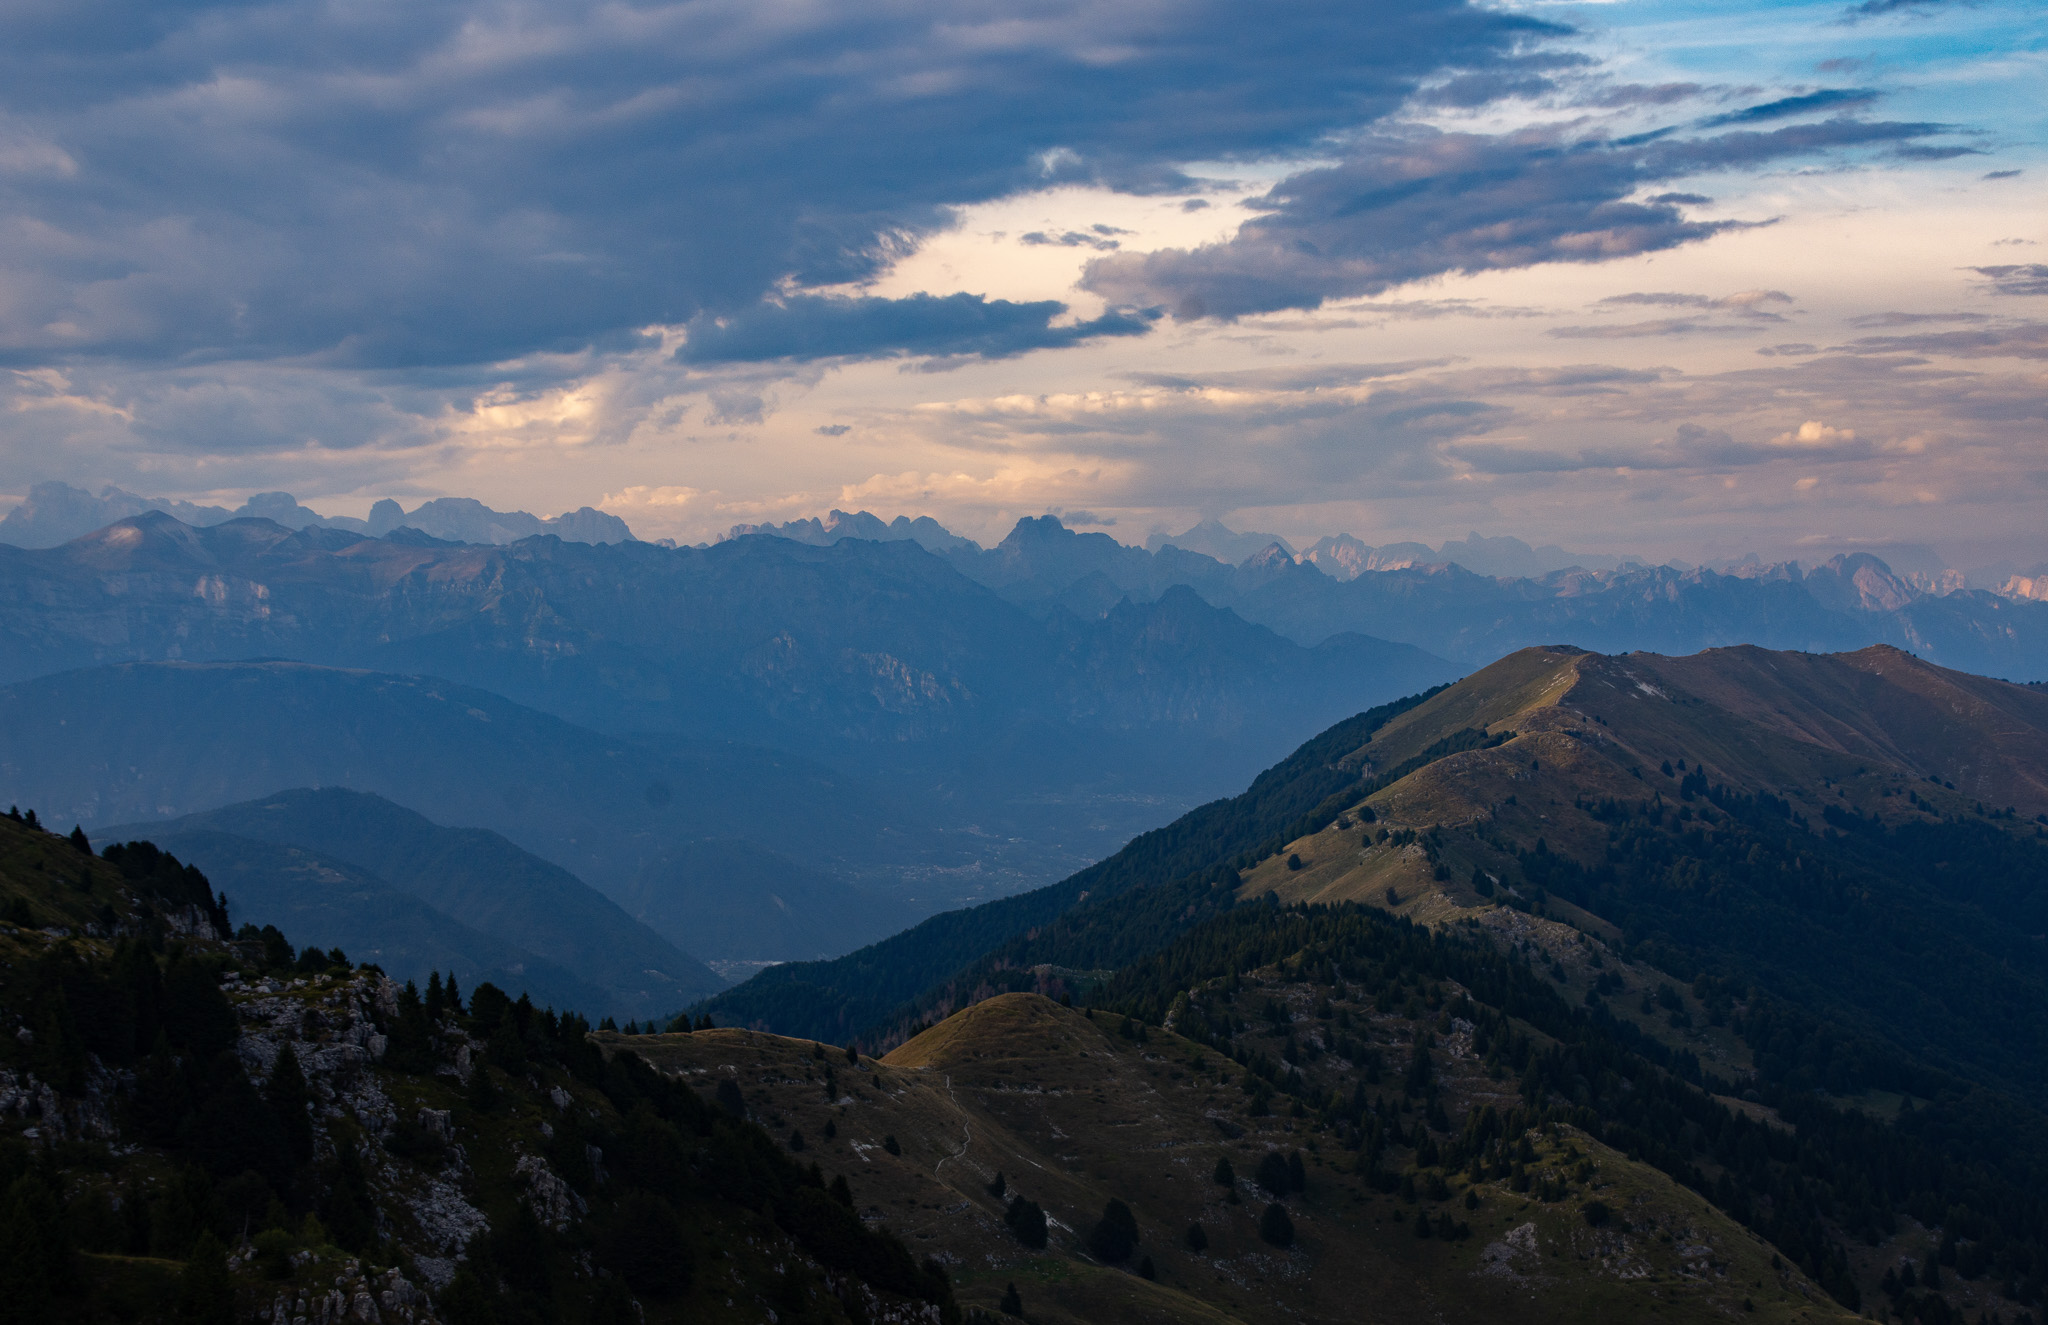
<box><xmin>128</xmin><ymin>826</ymin><xmax>626</xmax><ymax>1015</ymax></box>
<box><xmin>0</xmin><ymin>660</ymin><xmax>943</xmax><ymax>956</ymax></box>
<box><xmin>102</xmin><ymin>788</ymin><xmax>725</xmax><ymax>1008</ymax></box>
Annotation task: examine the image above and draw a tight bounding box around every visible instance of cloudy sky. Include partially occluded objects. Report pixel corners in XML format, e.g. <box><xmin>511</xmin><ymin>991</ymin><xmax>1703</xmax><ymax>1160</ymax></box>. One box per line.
<box><xmin>2</xmin><ymin>0</ymin><xmax>2042</xmax><ymax>562</ymax></box>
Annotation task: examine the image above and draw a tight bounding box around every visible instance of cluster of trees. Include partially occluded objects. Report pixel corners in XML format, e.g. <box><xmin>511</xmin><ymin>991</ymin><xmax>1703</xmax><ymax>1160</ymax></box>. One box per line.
<box><xmin>1087</xmin><ymin>896</ymin><xmax>2048</xmax><ymax>1314</ymax></box>
<box><xmin>359</xmin><ymin>968</ymin><xmax>963</xmax><ymax>1323</ymax></box>
<box><xmin>0</xmin><ymin>928</ymin><xmax>376</xmax><ymax>1323</ymax></box>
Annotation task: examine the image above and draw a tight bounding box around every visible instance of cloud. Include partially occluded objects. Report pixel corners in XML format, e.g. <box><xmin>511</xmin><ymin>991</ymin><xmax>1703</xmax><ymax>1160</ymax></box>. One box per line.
<box><xmin>1983</xmin><ymin>169</ymin><xmax>2022</xmax><ymax>180</ymax></box>
<box><xmin>1021</xmin><ymin>231</ymin><xmax>1124</xmax><ymax>251</ymax></box>
<box><xmin>839</xmin><ymin>330</ymin><xmax>2048</xmax><ymax>558</ymax></box>
<box><xmin>1702</xmin><ymin>89</ymin><xmax>1879</xmax><ymax>125</ymax></box>
<box><xmin>1848</xmin><ymin>311</ymin><xmax>1989</xmax><ymax>327</ymax></box>
<box><xmin>815</xmin><ymin>424</ymin><xmax>852</xmax><ymax>437</ymax></box>
<box><xmin>0</xmin><ymin>0</ymin><xmax>1548</xmax><ymax>372</ymax></box>
<box><xmin>1550</xmin><ymin>318</ymin><xmax>1737</xmax><ymax>339</ymax></box>
<box><xmin>1588</xmin><ymin>84</ymin><xmax>1707</xmax><ymax>109</ymax></box>
<box><xmin>1595</xmin><ymin>290</ymin><xmax>1792</xmax><ymax>319</ymax></box>
<box><xmin>1972</xmin><ymin>266</ymin><xmax>2048</xmax><ymax>297</ymax></box>
<box><xmin>675</xmin><ymin>294</ymin><xmax>1158</xmax><ymax>366</ymax></box>
<box><xmin>1844</xmin><ymin>0</ymin><xmax>1962</xmax><ymax>17</ymax></box>
<box><xmin>1447</xmin><ymin>417</ymin><xmax>1885</xmax><ymax>477</ymax></box>
<box><xmin>1081</xmin><ymin>117</ymin><xmax>1951</xmax><ymax>320</ymax></box>
<box><xmin>1834</xmin><ymin>321</ymin><xmax>2048</xmax><ymax>358</ymax></box>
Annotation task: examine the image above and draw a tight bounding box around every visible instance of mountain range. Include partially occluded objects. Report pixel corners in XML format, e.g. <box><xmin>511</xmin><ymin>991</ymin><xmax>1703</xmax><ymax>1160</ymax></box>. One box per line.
<box><xmin>0</xmin><ymin>513</ymin><xmax>1457</xmax><ymax>921</ymax></box>
<box><xmin>4</xmin><ymin>504</ymin><xmax>2046</xmax><ymax>988</ymax></box>
<box><xmin>736</xmin><ymin>508</ymin><xmax>2048</xmax><ymax>678</ymax></box>
<box><xmin>6</xmin><ymin>634</ymin><xmax>2043</xmax><ymax>1322</ymax></box>
<box><xmin>0</xmin><ymin>480</ymin><xmax>631</xmax><ymax>549</ymax></box>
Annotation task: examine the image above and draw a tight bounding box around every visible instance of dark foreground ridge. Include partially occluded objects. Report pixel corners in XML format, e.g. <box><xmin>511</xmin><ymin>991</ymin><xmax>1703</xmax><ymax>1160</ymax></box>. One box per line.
<box><xmin>0</xmin><ymin>807</ymin><xmax>959</xmax><ymax>1323</ymax></box>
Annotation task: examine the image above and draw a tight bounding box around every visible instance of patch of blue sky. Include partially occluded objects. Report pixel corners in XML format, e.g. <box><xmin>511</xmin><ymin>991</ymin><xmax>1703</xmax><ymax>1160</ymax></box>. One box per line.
<box><xmin>1495</xmin><ymin>0</ymin><xmax>2047</xmax><ymax>186</ymax></box>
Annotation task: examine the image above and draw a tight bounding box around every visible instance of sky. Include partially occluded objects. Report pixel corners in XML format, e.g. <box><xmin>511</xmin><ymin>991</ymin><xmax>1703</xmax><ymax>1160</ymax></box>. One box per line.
<box><xmin>1</xmin><ymin>0</ymin><xmax>2042</xmax><ymax>565</ymax></box>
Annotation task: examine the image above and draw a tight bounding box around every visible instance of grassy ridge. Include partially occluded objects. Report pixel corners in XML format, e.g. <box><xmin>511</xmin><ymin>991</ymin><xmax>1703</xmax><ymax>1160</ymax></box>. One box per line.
<box><xmin>694</xmin><ymin>686</ymin><xmax>1449</xmax><ymax>1041</ymax></box>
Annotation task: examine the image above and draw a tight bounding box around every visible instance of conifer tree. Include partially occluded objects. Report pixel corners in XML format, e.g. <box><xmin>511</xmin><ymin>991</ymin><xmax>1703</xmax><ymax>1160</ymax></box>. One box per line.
<box><xmin>1086</xmin><ymin>1198</ymin><xmax>1137</xmax><ymax>1263</ymax></box>
<box><xmin>1004</xmin><ymin>1196</ymin><xmax>1047</xmax><ymax>1249</ymax></box>
<box><xmin>0</xmin><ymin>1173</ymin><xmax>70</xmax><ymax>1314</ymax></box>
<box><xmin>1259</xmin><ymin>1202</ymin><xmax>1295</xmax><ymax>1248</ymax></box>
<box><xmin>177</xmin><ymin>1229</ymin><xmax>235</xmax><ymax>1325</ymax></box>
<box><xmin>268</xmin><ymin>1042</ymin><xmax>314</xmax><ymax>1164</ymax></box>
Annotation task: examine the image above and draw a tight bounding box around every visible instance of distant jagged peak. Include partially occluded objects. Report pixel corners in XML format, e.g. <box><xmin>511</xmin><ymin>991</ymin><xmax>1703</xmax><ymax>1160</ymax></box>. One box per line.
<box><xmin>724</xmin><ymin>508</ymin><xmax>978</xmax><ymax>553</ymax></box>
<box><xmin>1237</xmin><ymin>541</ymin><xmax>1301</xmax><ymax>575</ymax></box>
<box><xmin>369</xmin><ymin>496</ymin><xmax>633</xmax><ymax>546</ymax></box>
<box><xmin>1297</xmin><ymin>530</ymin><xmax>1624</xmax><ymax>581</ymax></box>
<box><xmin>1803</xmin><ymin>551</ymin><xmax>1918</xmax><ymax>614</ymax></box>
<box><xmin>0</xmin><ymin>479</ymin><xmax>633</xmax><ymax>549</ymax></box>
<box><xmin>1145</xmin><ymin>516</ymin><xmax>1296</xmax><ymax>563</ymax></box>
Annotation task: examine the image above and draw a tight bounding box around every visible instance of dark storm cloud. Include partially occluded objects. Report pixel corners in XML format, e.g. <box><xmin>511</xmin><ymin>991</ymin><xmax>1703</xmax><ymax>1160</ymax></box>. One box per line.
<box><xmin>0</xmin><ymin>0</ymin><xmax>1551</xmax><ymax>371</ymax></box>
<box><xmin>1083</xmin><ymin>117</ymin><xmax>1950</xmax><ymax>320</ymax></box>
<box><xmin>675</xmin><ymin>294</ymin><xmax>1156</xmax><ymax>365</ymax></box>
<box><xmin>1844</xmin><ymin>0</ymin><xmax>1963</xmax><ymax>17</ymax></box>
<box><xmin>1021</xmin><ymin>231</ymin><xmax>1125</xmax><ymax>251</ymax></box>
<box><xmin>1702</xmin><ymin>89</ymin><xmax>1879</xmax><ymax>125</ymax></box>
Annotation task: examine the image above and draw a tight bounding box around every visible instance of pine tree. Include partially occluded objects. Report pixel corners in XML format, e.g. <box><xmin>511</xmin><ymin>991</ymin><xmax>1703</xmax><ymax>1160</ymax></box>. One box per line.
<box><xmin>466</xmin><ymin>1063</ymin><xmax>499</xmax><ymax>1114</ymax></box>
<box><xmin>268</xmin><ymin>1042</ymin><xmax>314</xmax><ymax>1165</ymax></box>
<box><xmin>322</xmin><ymin>1143</ymin><xmax>376</xmax><ymax>1252</ymax></box>
<box><xmin>0</xmin><ymin>1173</ymin><xmax>70</xmax><ymax>1315</ymax></box>
<box><xmin>177</xmin><ymin>1229</ymin><xmax>235</xmax><ymax>1325</ymax></box>
<box><xmin>1259</xmin><ymin>1202</ymin><xmax>1295</xmax><ymax>1248</ymax></box>
<box><xmin>438</xmin><ymin>1267</ymin><xmax>498</xmax><ymax>1325</ymax></box>
<box><xmin>998</xmin><ymin>1282</ymin><xmax>1023</xmax><ymax>1316</ymax></box>
<box><xmin>1087</xmin><ymin>1198</ymin><xmax>1137</xmax><ymax>1264</ymax></box>
<box><xmin>1004</xmin><ymin>1196</ymin><xmax>1047</xmax><ymax>1250</ymax></box>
